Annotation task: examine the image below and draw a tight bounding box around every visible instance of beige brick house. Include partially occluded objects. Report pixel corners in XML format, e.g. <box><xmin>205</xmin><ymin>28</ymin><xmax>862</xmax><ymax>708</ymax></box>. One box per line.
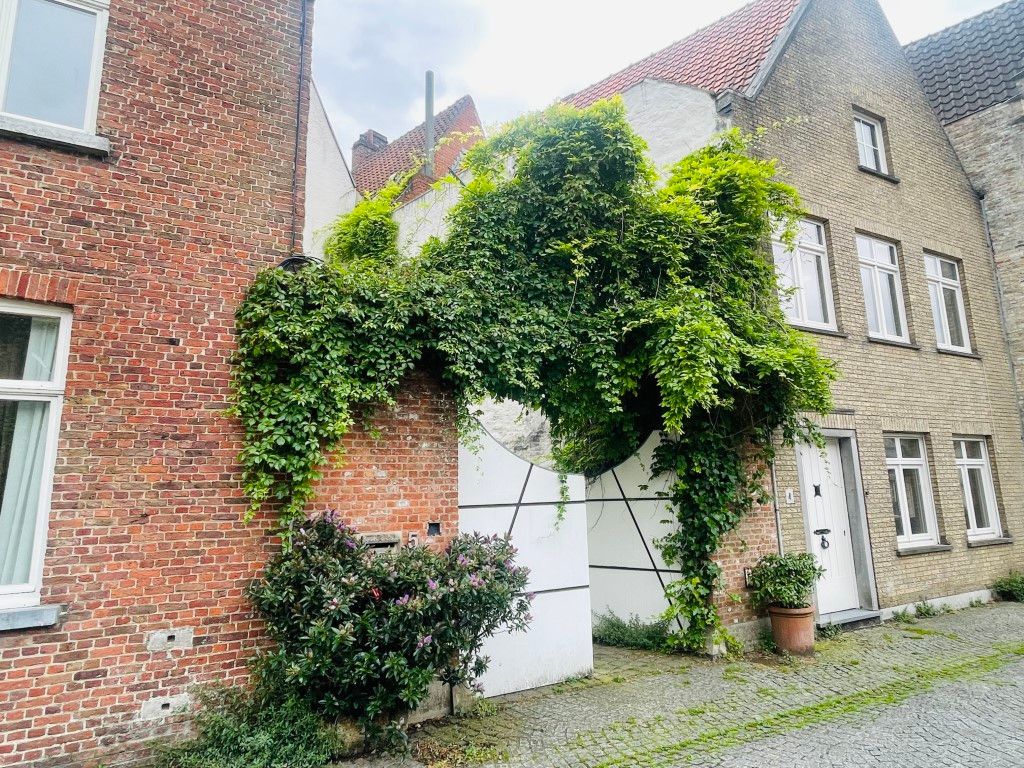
<box><xmin>569</xmin><ymin>0</ymin><xmax>1024</xmax><ymax>623</ymax></box>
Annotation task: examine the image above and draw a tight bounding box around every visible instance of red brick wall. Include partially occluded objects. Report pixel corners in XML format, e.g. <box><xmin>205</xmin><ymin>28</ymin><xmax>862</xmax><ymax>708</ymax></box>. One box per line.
<box><xmin>311</xmin><ymin>371</ymin><xmax>459</xmax><ymax>547</ymax></box>
<box><xmin>714</xmin><ymin>496</ymin><xmax>780</xmax><ymax>629</ymax></box>
<box><xmin>0</xmin><ymin>1</ymin><xmax>450</xmax><ymax>766</ymax></box>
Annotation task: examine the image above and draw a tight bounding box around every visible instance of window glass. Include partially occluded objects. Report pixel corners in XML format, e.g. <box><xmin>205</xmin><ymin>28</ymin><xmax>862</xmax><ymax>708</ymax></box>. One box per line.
<box><xmin>899</xmin><ymin>438</ymin><xmax>921</xmax><ymax>458</ymax></box>
<box><xmin>772</xmin><ymin>221</ymin><xmax>834</xmax><ymax>330</ymax></box>
<box><xmin>861</xmin><ymin>267</ymin><xmax>879</xmax><ymax>335</ymax></box>
<box><xmin>4</xmin><ymin>0</ymin><xmax>98</xmax><ymax>129</ymax></box>
<box><xmin>925</xmin><ymin>254</ymin><xmax>970</xmax><ymax>352</ymax></box>
<box><xmin>0</xmin><ymin>301</ymin><xmax>69</xmax><ymax>608</ymax></box>
<box><xmin>858</xmin><ymin>235</ymin><xmax>907</xmax><ymax>342</ymax></box>
<box><xmin>885</xmin><ymin>435</ymin><xmax>938</xmax><ymax>546</ymax></box>
<box><xmin>0</xmin><ymin>312</ymin><xmax>59</xmax><ymax>382</ymax></box>
<box><xmin>954</xmin><ymin>438</ymin><xmax>1000</xmax><ymax>539</ymax></box>
<box><xmin>966</xmin><ymin>467</ymin><xmax>991</xmax><ymax>530</ymax></box>
<box><xmin>888</xmin><ymin>469</ymin><xmax>903</xmax><ymax>536</ymax></box>
<box><xmin>903</xmin><ymin>468</ymin><xmax>928</xmax><ymax>535</ymax></box>
<box><xmin>0</xmin><ymin>398</ymin><xmax>50</xmax><ymax>586</ymax></box>
<box><xmin>943</xmin><ymin>287</ymin><xmax>965</xmax><ymax>348</ymax></box>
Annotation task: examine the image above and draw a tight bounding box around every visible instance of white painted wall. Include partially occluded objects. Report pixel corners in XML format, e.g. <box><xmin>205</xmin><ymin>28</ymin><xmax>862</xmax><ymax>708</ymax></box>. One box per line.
<box><xmin>303</xmin><ymin>83</ymin><xmax>360</xmax><ymax>258</ymax></box>
<box><xmin>393</xmin><ymin>173</ymin><xmax>467</xmax><ymax>258</ymax></box>
<box><xmin>586</xmin><ymin>432</ymin><xmax>682</xmax><ymax>624</ymax></box>
<box><xmin>619</xmin><ymin>79</ymin><xmax>726</xmax><ymax>182</ymax></box>
<box><xmin>458</xmin><ymin>426</ymin><xmax>593</xmax><ymax>697</ymax></box>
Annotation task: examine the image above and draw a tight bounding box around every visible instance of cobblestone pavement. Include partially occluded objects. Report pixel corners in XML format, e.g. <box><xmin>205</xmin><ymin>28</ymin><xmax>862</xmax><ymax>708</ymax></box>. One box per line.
<box><xmin>352</xmin><ymin>603</ymin><xmax>1024</xmax><ymax>768</ymax></box>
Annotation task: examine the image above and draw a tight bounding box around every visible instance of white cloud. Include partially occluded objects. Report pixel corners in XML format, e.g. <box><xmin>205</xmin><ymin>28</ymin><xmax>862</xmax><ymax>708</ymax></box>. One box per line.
<box><xmin>312</xmin><ymin>0</ymin><xmax>1006</xmax><ymax>158</ymax></box>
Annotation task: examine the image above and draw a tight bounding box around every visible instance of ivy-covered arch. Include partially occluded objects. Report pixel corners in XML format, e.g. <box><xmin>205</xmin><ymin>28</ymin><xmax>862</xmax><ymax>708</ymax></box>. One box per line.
<box><xmin>233</xmin><ymin>98</ymin><xmax>836</xmax><ymax>649</ymax></box>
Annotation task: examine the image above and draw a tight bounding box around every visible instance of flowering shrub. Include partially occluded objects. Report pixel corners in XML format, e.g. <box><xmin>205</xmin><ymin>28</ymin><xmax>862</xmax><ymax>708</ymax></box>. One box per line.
<box><xmin>248</xmin><ymin>513</ymin><xmax>532</xmax><ymax>749</ymax></box>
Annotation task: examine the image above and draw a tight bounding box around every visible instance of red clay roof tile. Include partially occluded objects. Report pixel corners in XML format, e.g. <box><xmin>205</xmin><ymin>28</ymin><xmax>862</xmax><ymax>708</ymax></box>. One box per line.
<box><xmin>352</xmin><ymin>95</ymin><xmax>482</xmax><ymax>198</ymax></box>
<box><xmin>566</xmin><ymin>0</ymin><xmax>802</xmax><ymax>107</ymax></box>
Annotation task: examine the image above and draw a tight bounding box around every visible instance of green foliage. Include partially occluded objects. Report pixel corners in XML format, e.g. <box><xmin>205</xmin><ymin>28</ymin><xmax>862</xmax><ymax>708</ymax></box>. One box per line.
<box><xmin>913</xmin><ymin>601</ymin><xmax>940</xmax><ymax>618</ymax></box>
<box><xmin>156</xmin><ymin>687</ymin><xmax>345</xmax><ymax>768</ymax></box>
<box><xmin>816</xmin><ymin>623</ymin><xmax>842</xmax><ymax>641</ymax></box>
<box><xmin>756</xmin><ymin>628</ymin><xmax>779</xmax><ymax>654</ymax></box>
<box><xmin>891</xmin><ymin>609</ymin><xmax>915</xmax><ymax>624</ymax></box>
<box><xmin>748</xmin><ymin>553</ymin><xmax>825</xmax><ymax>609</ymax></box>
<box><xmin>232</xmin><ymin>98</ymin><xmax>835</xmax><ymax>649</ymax></box>
<box><xmin>592</xmin><ymin>610</ymin><xmax>672</xmax><ymax>651</ymax></box>
<box><xmin>248</xmin><ymin>513</ymin><xmax>531</xmax><ymax>750</ymax></box>
<box><xmin>993</xmin><ymin>572</ymin><xmax>1024</xmax><ymax>602</ymax></box>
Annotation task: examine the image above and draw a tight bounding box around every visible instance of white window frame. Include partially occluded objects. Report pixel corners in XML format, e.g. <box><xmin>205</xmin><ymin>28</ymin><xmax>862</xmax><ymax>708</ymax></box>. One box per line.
<box><xmin>954</xmin><ymin>438</ymin><xmax>1002</xmax><ymax>542</ymax></box>
<box><xmin>858</xmin><ymin>234</ymin><xmax>910</xmax><ymax>343</ymax></box>
<box><xmin>771</xmin><ymin>220</ymin><xmax>837</xmax><ymax>332</ymax></box>
<box><xmin>0</xmin><ymin>298</ymin><xmax>72</xmax><ymax>609</ymax></box>
<box><xmin>925</xmin><ymin>254</ymin><xmax>971</xmax><ymax>353</ymax></box>
<box><xmin>0</xmin><ymin>0</ymin><xmax>110</xmax><ymax>133</ymax></box>
<box><xmin>885</xmin><ymin>434</ymin><xmax>939</xmax><ymax>548</ymax></box>
<box><xmin>855</xmin><ymin>114</ymin><xmax>888</xmax><ymax>174</ymax></box>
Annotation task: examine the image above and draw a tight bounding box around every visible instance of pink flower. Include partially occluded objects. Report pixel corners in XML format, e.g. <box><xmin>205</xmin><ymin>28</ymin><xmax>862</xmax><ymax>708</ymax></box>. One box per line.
<box><xmin>416</xmin><ymin>635</ymin><xmax>433</xmax><ymax>649</ymax></box>
<box><xmin>395</xmin><ymin>594</ymin><xmax>411</xmax><ymax>606</ymax></box>
<box><xmin>427</xmin><ymin>578</ymin><xmax>438</xmax><ymax>591</ymax></box>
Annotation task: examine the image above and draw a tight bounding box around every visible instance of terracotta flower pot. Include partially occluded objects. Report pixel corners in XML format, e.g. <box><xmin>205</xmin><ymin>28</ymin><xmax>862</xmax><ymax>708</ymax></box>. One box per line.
<box><xmin>767</xmin><ymin>605</ymin><xmax>816</xmax><ymax>655</ymax></box>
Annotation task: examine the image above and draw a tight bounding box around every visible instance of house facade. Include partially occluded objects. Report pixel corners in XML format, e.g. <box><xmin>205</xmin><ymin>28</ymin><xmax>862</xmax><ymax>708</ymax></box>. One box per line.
<box><xmin>905</xmin><ymin>0</ymin><xmax>1024</xmax><ymax>425</ymax></box>
<box><xmin>570</xmin><ymin>0</ymin><xmax>1024</xmax><ymax>624</ymax></box>
<box><xmin>0</xmin><ymin>1</ymin><xmax>459</xmax><ymax>766</ymax></box>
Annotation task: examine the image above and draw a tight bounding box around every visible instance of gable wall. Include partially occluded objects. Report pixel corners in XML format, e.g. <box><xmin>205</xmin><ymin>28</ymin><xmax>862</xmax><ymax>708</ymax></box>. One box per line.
<box><xmin>735</xmin><ymin>0</ymin><xmax>1024</xmax><ymax>607</ymax></box>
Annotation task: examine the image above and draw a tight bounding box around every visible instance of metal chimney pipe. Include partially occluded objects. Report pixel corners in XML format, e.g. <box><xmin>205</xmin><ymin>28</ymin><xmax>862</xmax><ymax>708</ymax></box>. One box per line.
<box><xmin>424</xmin><ymin>70</ymin><xmax>435</xmax><ymax>175</ymax></box>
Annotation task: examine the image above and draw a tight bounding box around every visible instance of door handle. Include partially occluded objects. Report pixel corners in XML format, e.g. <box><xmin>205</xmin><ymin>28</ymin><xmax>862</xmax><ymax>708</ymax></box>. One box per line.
<box><xmin>814</xmin><ymin>528</ymin><xmax>831</xmax><ymax>550</ymax></box>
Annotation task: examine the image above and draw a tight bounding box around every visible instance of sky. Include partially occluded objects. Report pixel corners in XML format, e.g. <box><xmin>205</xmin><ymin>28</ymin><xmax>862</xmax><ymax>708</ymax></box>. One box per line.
<box><xmin>311</xmin><ymin>0</ymin><xmax>1005</xmax><ymax>164</ymax></box>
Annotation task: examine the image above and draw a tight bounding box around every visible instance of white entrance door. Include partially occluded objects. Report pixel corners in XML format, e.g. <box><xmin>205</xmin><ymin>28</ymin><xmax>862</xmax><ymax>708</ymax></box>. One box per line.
<box><xmin>796</xmin><ymin>439</ymin><xmax>860</xmax><ymax>615</ymax></box>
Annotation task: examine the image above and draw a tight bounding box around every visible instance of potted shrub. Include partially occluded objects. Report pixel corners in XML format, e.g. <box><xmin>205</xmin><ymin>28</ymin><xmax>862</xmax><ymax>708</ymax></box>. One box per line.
<box><xmin>748</xmin><ymin>553</ymin><xmax>824</xmax><ymax>655</ymax></box>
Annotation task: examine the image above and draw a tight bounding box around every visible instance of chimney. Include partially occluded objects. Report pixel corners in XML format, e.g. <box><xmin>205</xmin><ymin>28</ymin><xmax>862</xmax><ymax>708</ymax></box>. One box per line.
<box><xmin>424</xmin><ymin>71</ymin><xmax>436</xmax><ymax>177</ymax></box>
<box><xmin>351</xmin><ymin>129</ymin><xmax>388</xmax><ymax>172</ymax></box>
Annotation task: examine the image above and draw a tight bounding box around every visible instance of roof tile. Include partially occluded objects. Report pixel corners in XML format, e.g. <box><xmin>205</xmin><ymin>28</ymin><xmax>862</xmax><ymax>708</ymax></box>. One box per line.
<box><xmin>566</xmin><ymin>0</ymin><xmax>802</xmax><ymax>107</ymax></box>
<box><xmin>905</xmin><ymin>0</ymin><xmax>1024</xmax><ymax>125</ymax></box>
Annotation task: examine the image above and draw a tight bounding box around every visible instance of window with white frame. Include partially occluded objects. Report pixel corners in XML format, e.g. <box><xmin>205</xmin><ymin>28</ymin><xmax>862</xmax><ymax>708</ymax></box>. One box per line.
<box><xmin>885</xmin><ymin>435</ymin><xmax>939</xmax><ymax>547</ymax></box>
<box><xmin>0</xmin><ymin>0</ymin><xmax>109</xmax><ymax>132</ymax></box>
<box><xmin>771</xmin><ymin>220</ymin><xmax>836</xmax><ymax>331</ymax></box>
<box><xmin>925</xmin><ymin>254</ymin><xmax>971</xmax><ymax>353</ymax></box>
<box><xmin>855</xmin><ymin>114</ymin><xmax>888</xmax><ymax>173</ymax></box>
<box><xmin>954</xmin><ymin>438</ymin><xmax>1002</xmax><ymax>541</ymax></box>
<box><xmin>0</xmin><ymin>300</ymin><xmax>71</xmax><ymax>609</ymax></box>
<box><xmin>858</xmin><ymin>235</ymin><xmax>909</xmax><ymax>343</ymax></box>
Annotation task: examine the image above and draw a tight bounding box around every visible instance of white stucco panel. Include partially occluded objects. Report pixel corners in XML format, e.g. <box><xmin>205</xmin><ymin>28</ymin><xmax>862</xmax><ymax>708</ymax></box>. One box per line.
<box><xmin>620</xmin><ymin>79</ymin><xmax>726</xmax><ymax>182</ymax></box>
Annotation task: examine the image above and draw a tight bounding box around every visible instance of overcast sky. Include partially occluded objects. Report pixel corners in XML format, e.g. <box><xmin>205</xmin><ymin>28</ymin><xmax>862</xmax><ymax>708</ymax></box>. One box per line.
<box><xmin>311</xmin><ymin>0</ymin><xmax>1004</xmax><ymax>163</ymax></box>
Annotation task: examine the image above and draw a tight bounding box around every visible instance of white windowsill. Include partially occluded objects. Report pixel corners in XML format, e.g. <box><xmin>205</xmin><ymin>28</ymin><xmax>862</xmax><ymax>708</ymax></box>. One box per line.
<box><xmin>0</xmin><ymin>113</ymin><xmax>110</xmax><ymax>157</ymax></box>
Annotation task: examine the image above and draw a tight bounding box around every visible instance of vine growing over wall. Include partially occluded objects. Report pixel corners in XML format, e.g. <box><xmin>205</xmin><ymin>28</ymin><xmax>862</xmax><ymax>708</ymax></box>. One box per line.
<box><xmin>233</xmin><ymin>99</ymin><xmax>836</xmax><ymax>649</ymax></box>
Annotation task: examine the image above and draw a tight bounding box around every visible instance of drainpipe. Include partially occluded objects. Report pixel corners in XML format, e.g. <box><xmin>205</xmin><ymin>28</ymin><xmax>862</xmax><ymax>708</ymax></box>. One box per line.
<box><xmin>770</xmin><ymin>458</ymin><xmax>785</xmax><ymax>555</ymax></box>
<box><xmin>424</xmin><ymin>70</ymin><xmax>436</xmax><ymax>176</ymax></box>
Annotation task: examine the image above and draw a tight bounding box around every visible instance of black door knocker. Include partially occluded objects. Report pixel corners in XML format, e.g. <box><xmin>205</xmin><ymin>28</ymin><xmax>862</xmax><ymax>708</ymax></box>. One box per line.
<box><xmin>814</xmin><ymin>528</ymin><xmax>831</xmax><ymax>549</ymax></box>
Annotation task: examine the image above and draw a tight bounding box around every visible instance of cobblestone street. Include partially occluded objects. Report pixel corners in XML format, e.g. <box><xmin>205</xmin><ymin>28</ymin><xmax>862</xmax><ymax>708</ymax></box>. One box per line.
<box><xmin>354</xmin><ymin>603</ymin><xmax>1024</xmax><ymax>768</ymax></box>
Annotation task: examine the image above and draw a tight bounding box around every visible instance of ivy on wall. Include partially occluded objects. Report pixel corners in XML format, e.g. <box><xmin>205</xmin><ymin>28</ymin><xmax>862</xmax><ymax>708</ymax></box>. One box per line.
<box><xmin>233</xmin><ymin>99</ymin><xmax>836</xmax><ymax>649</ymax></box>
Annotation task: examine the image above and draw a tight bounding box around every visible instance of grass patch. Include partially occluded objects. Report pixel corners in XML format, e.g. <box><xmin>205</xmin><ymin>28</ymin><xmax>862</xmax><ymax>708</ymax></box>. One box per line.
<box><xmin>901</xmin><ymin>626</ymin><xmax>959</xmax><ymax>640</ymax></box>
<box><xmin>592</xmin><ymin>611</ymin><xmax>672</xmax><ymax>652</ymax></box>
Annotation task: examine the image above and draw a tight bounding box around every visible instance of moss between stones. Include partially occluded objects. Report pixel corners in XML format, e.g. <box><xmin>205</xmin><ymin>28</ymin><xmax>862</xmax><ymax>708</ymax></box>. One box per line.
<box><xmin>588</xmin><ymin>646</ymin><xmax>1024</xmax><ymax>768</ymax></box>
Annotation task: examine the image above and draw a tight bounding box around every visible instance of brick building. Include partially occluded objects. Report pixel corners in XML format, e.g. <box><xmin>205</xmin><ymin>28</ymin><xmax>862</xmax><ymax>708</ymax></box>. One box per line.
<box><xmin>0</xmin><ymin>1</ymin><xmax>458</xmax><ymax>766</ymax></box>
<box><xmin>905</xmin><ymin>0</ymin><xmax>1024</xmax><ymax>424</ymax></box>
<box><xmin>569</xmin><ymin>0</ymin><xmax>1024</xmax><ymax>623</ymax></box>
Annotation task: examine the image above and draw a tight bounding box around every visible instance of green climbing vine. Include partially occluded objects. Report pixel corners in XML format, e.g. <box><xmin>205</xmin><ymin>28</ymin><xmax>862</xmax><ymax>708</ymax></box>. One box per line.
<box><xmin>233</xmin><ymin>98</ymin><xmax>836</xmax><ymax>649</ymax></box>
